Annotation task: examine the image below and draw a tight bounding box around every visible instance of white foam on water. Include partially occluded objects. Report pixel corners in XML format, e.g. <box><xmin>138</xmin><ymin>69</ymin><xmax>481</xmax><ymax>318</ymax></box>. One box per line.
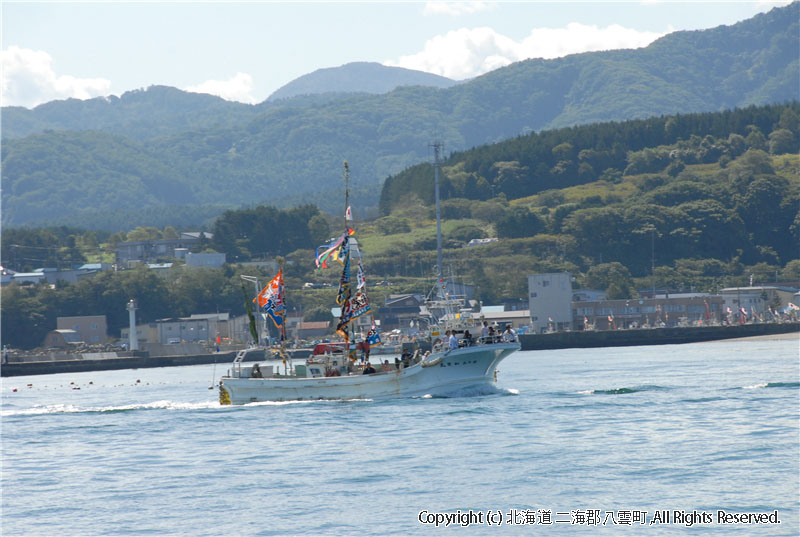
<box><xmin>1</xmin><ymin>400</ymin><xmax>219</xmax><ymax>416</ymax></box>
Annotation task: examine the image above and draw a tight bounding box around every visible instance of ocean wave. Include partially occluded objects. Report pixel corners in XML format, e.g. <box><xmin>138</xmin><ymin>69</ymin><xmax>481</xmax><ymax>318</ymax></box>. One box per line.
<box><xmin>577</xmin><ymin>385</ymin><xmax>668</xmax><ymax>395</ymax></box>
<box><xmin>243</xmin><ymin>398</ymin><xmax>373</xmax><ymax>407</ymax></box>
<box><xmin>1</xmin><ymin>400</ymin><xmax>220</xmax><ymax>416</ymax></box>
<box><xmin>741</xmin><ymin>381</ymin><xmax>800</xmax><ymax>390</ymax></box>
<box><xmin>418</xmin><ymin>384</ymin><xmax>515</xmax><ymax>399</ymax></box>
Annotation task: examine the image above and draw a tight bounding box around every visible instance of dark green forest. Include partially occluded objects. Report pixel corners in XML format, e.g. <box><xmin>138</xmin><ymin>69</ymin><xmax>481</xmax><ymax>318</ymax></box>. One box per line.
<box><xmin>2</xmin><ymin>3</ymin><xmax>797</xmax><ymax>228</ymax></box>
<box><xmin>381</xmin><ymin>102</ymin><xmax>800</xmax><ymax>268</ymax></box>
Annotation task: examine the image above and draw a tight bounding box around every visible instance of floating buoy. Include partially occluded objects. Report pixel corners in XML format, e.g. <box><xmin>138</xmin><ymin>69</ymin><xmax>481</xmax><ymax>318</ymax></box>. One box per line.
<box><xmin>12</xmin><ymin>388</ymin><xmax>17</xmax><ymax>392</ymax></box>
<box><xmin>27</xmin><ymin>383</ymin><xmax>33</xmax><ymax>387</ymax></box>
<box><xmin>136</xmin><ymin>379</ymin><xmax>141</xmax><ymax>384</ymax></box>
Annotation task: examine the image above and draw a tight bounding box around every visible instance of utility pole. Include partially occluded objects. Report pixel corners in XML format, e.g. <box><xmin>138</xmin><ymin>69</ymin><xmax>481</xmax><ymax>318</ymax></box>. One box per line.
<box><xmin>651</xmin><ymin>228</ymin><xmax>655</xmax><ymax>298</ymax></box>
<box><xmin>432</xmin><ymin>141</ymin><xmax>444</xmax><ymax>290</ymax></box>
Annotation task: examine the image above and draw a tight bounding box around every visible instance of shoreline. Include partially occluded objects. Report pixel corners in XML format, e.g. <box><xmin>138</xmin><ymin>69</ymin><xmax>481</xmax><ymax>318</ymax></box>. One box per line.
<box><xmin>3</xmin><ymin>322</ymin><xmax>797</xmax><ymax>377</ymax></box>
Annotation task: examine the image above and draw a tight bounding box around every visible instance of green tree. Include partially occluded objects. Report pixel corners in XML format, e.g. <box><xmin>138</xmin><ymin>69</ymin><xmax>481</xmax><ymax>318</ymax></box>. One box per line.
<box><xmin>745</xmin><ymin>126</ymin><xmax>767</xmax><ymax>151</ymax></box>
<box><xmin>307</xmin><ymin>214</ymin><xmax>331</xmax><ymax>245</ymax></box>
<box><xmin>585</xmin><ymin>262</ymin><xmax>636</xmax><ymax>299</ymax></box>
<box><xmin>126</xmin><ymin>226</ymin><xmax>163</xmax><ymax>241</ymax></box>
<box><xmin>768</xmin><ymin>128</ymin><xmax>798</xmax><ymax>155</ymax></box>
<box><xmin>780</xmin><ymin>260</ymin><xmax>800</xmax><ymax>281</ymax></box>
<box><xmin>496</xmin><ymin>207</ymin><xmax>545</xmax><ymax>239</ymax></box>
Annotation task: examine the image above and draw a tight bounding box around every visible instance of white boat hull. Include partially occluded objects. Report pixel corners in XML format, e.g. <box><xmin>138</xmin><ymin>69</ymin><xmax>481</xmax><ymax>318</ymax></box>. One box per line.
<box><xmin>219</xmin><ymin>342</ymin><xmax>519</xmax><ymax>404</ymax></box>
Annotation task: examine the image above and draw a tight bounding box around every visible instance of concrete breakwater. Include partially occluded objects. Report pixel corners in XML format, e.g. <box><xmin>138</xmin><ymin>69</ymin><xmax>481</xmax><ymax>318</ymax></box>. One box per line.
<box><xmin>519</xmin><ymin>322</ymin><xmax>799</xmax><ymax>351</ymax></box>
<box><xmin>1</xmin><ymin>348</ymin><xmax>313</xmax><ymax>377</ymax></box>
<box><xmin>3</xmin><ymin>323</ymin><xmax>796</xmax><ymax>377</ymax></box>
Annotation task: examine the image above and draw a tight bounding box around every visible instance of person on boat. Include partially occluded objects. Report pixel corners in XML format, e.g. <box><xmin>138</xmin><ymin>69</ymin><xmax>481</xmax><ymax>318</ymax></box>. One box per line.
<box><xmin>400</xmin><ymin>348</ymin><xmax>411</xmax><ymax>368</ymax></box>
<box><xmin>364</xmin><ymin>333</ymin><xmax>372</xmax><ymax>359</ymax></box>
<box><xmin>488</xmin><ymin>324</ymin><xmax>496</xmax><ymax>342</ymax></box>
<box><xmin>380</xmin><ymin>360</ymin><xmax>393</xmax><ymax>372</ymax></box>
<box><xmin>502</xmin><ymin>325</ymin><xmax>517</xmax><ymax>342</ymax></box>
<box><xmin>481</xmin><ymin>321</ymin><xmax>489</xmax><ymax>342</ymax></box>
<box><xmin>251</xmin><ymin>363</ymin><xmax>263</xmax><ymax>378</ymax></box>
<box><xmin>463</xmin><ymin>330</ymin><xmax>473</xmax><ymax>346</ymax></box>
<box><xmin>362</xmin><ymin>362</ymin><xmax>376</xmax><ymax>375</ymax></box>
<box><xmin>448</xmin><ymin>330</ymin><xmax>458</xmax><ymax>350</ymax></box>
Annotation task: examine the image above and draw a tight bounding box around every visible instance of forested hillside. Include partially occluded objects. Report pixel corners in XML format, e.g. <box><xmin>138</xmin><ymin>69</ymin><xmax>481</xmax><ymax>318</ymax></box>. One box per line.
<box><xmin>380</xmin><ymin>103</ymin><xmax>799</xmax><ymax>277</ymax></box>
<box><xmin>1</xmin><ymin>3</ymin><xmax>797</xmax><ymax>229</ymax></box>
<box><xmin>4</xmin><ymin>103</ymin><xmax>798</xmax><ymax>348</ymax></box>
<box><xmin>1</xmin><ymin>86</ymin><xmax>255</xmax><ymax>141</ymax></box>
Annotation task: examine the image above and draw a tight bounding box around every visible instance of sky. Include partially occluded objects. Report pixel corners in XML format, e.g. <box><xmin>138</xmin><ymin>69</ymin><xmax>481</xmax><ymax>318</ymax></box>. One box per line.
<box><xmin>1</xmin><ymin>1</ymin><xmax>792</xmax><ymax>109</ymax></box>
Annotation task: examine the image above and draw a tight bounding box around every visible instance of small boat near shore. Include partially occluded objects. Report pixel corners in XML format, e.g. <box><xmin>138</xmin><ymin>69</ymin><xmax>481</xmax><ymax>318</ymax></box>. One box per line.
<box><xmin>218</xmin><ymin>339</ymin><xmax>518</xmax><ymax>404</ymax></box>
<box><xmin>219</xmin><ymin>157</ymin><xmax>520</xmax><ymax>404</ymax></box>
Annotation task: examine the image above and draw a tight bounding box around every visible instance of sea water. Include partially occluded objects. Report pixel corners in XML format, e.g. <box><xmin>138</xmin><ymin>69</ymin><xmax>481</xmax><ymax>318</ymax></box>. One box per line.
<box><xmin>2</xmin><ymin>336</ymin><xmax>798</xmax><ymax>536</ymax></box>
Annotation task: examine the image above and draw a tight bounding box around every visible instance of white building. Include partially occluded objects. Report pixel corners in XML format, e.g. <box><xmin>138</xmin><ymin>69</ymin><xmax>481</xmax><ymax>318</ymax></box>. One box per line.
<box><xmin>528</xmin><ymin>272</ymin><xmax>573</xmax><ymax>333</ymax></box>
<box><xmin>719</xmin><ymin>286</ymin><xmax>797</xmax><ymax>315</ymax></box>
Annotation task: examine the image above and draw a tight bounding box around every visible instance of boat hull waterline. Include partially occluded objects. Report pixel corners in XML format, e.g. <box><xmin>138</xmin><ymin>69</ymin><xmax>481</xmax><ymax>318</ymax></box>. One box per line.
<box><xmin>219</xmin><ymin>343</ymin><xmax>519</xmax><ymax>404</ymax></box>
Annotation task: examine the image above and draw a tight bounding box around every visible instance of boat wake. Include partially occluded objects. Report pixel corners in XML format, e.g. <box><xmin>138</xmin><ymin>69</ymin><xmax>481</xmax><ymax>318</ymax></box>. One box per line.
<box><xmin>417</xmin><ymin>385</ymin><xmax>519</xmax><ymax>399</ymax></box>
<box><xmin>242</xmin><ymin>398</ymin><xmax>374</xmax><ymax>407</ymax></box>
<box><xmin>577</xmin><ymin>385</ymin><xmax>668</xmax><ymax>395</ymax></box>
<box><xmin>741</xmin><ymin>381</ymin><xmax>799</xmax><ymax>390</ymax></box>
<box><xmin>1</xmin><ymin>400</ymin><xmax>219</xmax><ymax>417</ymax></box>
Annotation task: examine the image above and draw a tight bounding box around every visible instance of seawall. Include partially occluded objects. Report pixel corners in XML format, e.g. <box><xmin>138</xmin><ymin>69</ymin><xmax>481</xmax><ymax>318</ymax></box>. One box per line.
<box><xmin>1</xmin><ymin>351</ymin><xmax>238</xmax><ymax>377</ymax></box>
<box><xmin>1</xmin><ymin>348</ymin><xmax>313</xmax><ymax>378</ymax></box>
<box><xmin>519</xmin><ymin>322</ymin><xmax>799</xmax><ymax>351</ymax></box>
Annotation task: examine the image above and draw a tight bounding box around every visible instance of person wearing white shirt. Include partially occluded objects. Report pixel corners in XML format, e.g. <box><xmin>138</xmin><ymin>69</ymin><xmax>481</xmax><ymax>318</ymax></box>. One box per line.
<box><xmin>447</xmin><ymin>330</ymin><xmax>458</xmax><ymax>350</ymax></box>
<box><xmin>502</xmin><ymin>326</ymin><xmax>516</xmax><ymax>342</ymax></box>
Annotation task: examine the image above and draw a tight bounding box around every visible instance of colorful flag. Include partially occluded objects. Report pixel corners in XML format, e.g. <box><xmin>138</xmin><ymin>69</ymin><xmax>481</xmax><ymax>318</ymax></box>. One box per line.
<box><xmin>788</xmin><ymin>303</ymin><xmax>799</xmax><ymax>311</ymax></box>
<box><xmin>345</xmin><ymin>206</ymin><xmax>352</xmax><ymax>221</ymax></box>
<box><xmin>357</xmin><ymin>258</ymin><xmax>366</xmax><ymax>289</ymax></box>
<box><xmin>336</xmin><ymin>237</ymin><xmax>351</xmax><ymax>306</ymax></box>
<box><xmin>315</xmin><ymin>235</ymin><xmax>345</xmax><ymax>269</ymax></box>
<box><xmin>367</xmin><ymin>329</ymin><xmax>382</xmax><ymax>348</ymax></box>
<box><xmin>254</xmin><ymin>269</ymin><xmax>286</xmax><ymax>327</ymax></box>
<box><xmin>349</xmin><ymin>289</ymin><xmax>372</xmax><ymax>321</ymax></box>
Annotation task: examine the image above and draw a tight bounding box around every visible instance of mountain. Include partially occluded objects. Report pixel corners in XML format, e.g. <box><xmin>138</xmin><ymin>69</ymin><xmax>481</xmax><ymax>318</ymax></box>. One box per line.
<box><xmin>267</xmin><ymin>62</ymin><xmax>458</xmax><ymax>101</ymax></box>
<box><xmin>1</xmin><ymin>85</ymin><xmax>255</xmax><ymax>141</ymax></box>
<box><xmin>2</xmin><ymin>2</ymin><xmax>798</xmax><ymax>228</ymax></box>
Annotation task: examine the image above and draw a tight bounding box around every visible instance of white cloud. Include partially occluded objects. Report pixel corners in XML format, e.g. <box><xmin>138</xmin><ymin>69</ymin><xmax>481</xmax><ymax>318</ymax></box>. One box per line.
<box><xmin>423</xmin><ymin>1</ymin><xmax>495</xmax><ymax>16</ymax></box>
<box><xmin>754</xmin><ymin>0</ymin><xmax>793</xmax><ymax>10</ymax></box>
<box><xmin>1</xmin><ymin>46</ymin><xmax>111</xmax><ymax>108</ymax></box>
<box><xmin>184</xmin><ymin>72</ymin><xmax>257</xmax><ymax>104</ymax></box>
<box><xmin>386</xmin><ymin>23</ymin><xmax>668</xmax><ymax>80</ymax></box>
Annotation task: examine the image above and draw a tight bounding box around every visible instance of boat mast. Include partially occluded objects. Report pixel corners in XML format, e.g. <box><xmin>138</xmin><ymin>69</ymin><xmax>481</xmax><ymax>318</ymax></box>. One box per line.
<box><xmin>344</xmin><ymin>161</ymin><xmax>350</xmax><ymax>232</ymax></box>
<box><xmin>432</xmin><ymin>141</ymin><xmax>444</xmax><ymax>297</ymax></box>
<box><xmin>343</xmin><ymin>162</ymin><xmax>353</xmax><ymax>362</ymax></box>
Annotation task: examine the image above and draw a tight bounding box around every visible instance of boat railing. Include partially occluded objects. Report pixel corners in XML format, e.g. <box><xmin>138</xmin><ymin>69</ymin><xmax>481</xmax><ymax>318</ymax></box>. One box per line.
<box><xmin>231</xmin><ymin>348</ymin><xmax>248</xmax><ymax>377</ymax></box>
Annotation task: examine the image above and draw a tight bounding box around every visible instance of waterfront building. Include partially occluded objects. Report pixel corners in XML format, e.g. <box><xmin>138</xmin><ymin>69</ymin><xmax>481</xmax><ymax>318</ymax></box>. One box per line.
<box><xmin>527</xmin><ymin>272</ymin><xmax>573</xmax><ymax>333</ymax></box>
<box><xmin>57</xmin><ymin>315</ymin><xmax>108</xmax><ymax>344</ymax></box>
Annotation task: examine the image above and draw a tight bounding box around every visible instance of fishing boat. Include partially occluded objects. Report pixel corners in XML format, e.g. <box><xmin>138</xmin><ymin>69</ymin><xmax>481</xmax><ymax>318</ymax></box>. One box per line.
<box><xmin>219</xmin><ymin>154</ymin><xmax>519</xmax><ymax>404</ymax></box>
